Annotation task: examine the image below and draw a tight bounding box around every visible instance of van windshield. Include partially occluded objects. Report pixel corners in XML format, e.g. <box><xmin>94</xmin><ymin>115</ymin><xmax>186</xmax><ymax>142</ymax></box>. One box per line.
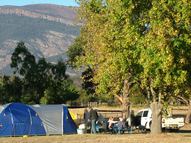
<box><xmin>136</xmin><ymin>111</ymin><xmax>143</xmax><ymax>117</ymax></box>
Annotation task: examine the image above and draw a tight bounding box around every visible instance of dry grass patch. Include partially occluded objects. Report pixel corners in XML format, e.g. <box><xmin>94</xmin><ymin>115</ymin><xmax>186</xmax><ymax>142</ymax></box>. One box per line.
<box><xmin>0</xmin><ymin>133</ymin><xmax>190</xmax><ymax>143</ymax></box>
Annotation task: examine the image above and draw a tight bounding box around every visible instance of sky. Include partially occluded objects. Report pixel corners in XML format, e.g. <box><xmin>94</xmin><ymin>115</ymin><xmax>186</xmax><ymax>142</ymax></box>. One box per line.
<box><xmin>0</xmin><ymin>0</ymin><xmax>78</xmax><ymax>6</ymax></box>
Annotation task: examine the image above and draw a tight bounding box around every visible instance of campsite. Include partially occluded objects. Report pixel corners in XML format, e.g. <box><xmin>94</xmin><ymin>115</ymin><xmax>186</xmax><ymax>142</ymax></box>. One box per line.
<box><xmin>0</xmin><ymin>103</ymin><xmax>190</xmax><ymax>143</ymax></box>
<box><xmin>0</xmin><ymin>117</ymin><xmax>190</xmax><ymax>143</ymax></box>
<box><xmin>0</xmin><ymin>0</ymin><xmax>191</xmax><ymax>142</ymax></box>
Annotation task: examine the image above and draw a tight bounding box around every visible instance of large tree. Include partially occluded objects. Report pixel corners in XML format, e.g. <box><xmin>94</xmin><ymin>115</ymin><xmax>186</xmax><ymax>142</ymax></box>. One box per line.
<box><xmin>11</xmin><ymin>41</ymin><xmax>36</xmax><ymax>77</ymax></box>
<box><xmin>11</xmin><ymin>42</ymin><xmax>43</xmax><ymax>103</ymax></box>
<box><xmin>137</xmin><ymin>0</ymin><xmax>191</xmax><ymax>133</ymax></box>
<box><xmin>75</xmin><ymin>0</ymin><xmax>143</xmax><ymax>119</ymax></box>
<box><xmin>76</xmin><ymin>0</ymin><xmax>191</xmax><ymax>134</ymax></box>
<box><xmin>10</xmin><ymin>41</ymin><xmax>80</xmax><ymax>104</ymax></box>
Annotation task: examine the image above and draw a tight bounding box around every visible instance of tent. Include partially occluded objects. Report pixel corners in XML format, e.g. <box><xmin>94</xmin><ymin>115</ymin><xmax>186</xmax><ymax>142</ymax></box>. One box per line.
<box><xmin>0</xmin><ymin>103</ymin><xmax>46</xmax><ymax>136</ymax></box>
<box><xmin>31</xmin><ymin>104</ymin><xmax>77</xmax><ymax>135</ymax></box>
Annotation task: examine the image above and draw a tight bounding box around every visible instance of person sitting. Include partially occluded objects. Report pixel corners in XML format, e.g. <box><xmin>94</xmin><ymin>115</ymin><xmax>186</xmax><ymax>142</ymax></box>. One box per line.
<box><xmin>107</xmin><ymin>117</ymin><xmax>118</xmax><ymax>133</ymax></box>
<box><xmin>95</xmin><ymin>120</ymin><xmax>102</xmax><ymax>133</ymax></box>
<box><xmin>116</xmin><ymin>117</ymin><xmax>125</xmax><ymax>134</ymax></box>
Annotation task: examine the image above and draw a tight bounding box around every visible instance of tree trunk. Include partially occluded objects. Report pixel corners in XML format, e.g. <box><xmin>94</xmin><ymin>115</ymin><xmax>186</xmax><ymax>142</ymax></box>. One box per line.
<box><xmin>122</xmin><ymin>98</ymin><xmax>130</xmax><ymax>119</ymax></box>
<box><xmin>122</xmin><ymin>79</ymin><xmax>130</xmax><ymax>119</ymax></box>
<box><xmin>114</xmin><ymin>79</ymin><xmax>131</xmax><ymax>119</ymax></box>
<box><xmin>185</xmin><ymin>100</ymin><xmax>191</xmax><ymax>124</ymax></box>
<box><xmin>114</xmin><ymin>94</ymin><xmax>130</xmax><ymax>119</ymax></box>
<box><xmin>150</xmin><ymin>101</ymin><xmax>162</xmax><ymax>134</ymax></box>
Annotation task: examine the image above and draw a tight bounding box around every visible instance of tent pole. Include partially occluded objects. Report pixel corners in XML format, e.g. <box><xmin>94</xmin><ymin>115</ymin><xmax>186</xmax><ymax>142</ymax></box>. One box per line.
<box><xmin>28</xmin><ymin>108</ymin><xmax>32</xmax><ymax>135</ymax></box>
<box><xmin>62</xmin><ymin>106</ymin><xmax>64</xmax><ymax>134</ymax></box>
<box><xmin>9</xmin><ymin>108</ymin><xmax>15</xmax><ymax>137</ymax></box>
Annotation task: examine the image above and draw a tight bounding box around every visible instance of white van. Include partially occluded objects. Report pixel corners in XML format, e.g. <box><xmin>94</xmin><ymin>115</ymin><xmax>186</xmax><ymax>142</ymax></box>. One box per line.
<box><xmin>135</xmin><ymin>108</ymin><xmax>184</xmax><ymax>130</ymax></box>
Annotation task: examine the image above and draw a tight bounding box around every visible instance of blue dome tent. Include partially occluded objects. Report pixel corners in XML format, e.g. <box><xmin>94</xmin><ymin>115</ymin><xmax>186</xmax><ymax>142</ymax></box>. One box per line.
<box><xmin>0</xmin><ymin>103</ymin><xmax>46</xmax><ymax>136</ymax></box>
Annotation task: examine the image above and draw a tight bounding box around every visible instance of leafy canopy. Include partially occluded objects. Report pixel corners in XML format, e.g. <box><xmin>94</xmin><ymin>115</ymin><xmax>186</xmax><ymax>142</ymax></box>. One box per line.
<box><xmin>76</xmin><ymin>0</ymin><xmax>191</xmax><ymax>104</ymax></box>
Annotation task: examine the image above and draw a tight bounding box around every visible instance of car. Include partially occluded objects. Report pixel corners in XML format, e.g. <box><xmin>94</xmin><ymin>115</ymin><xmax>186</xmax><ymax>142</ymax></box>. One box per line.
<box><xmin>135</xmin><ymin>108</ymin><xmax>184</xmax><ymax>130</ymax></box>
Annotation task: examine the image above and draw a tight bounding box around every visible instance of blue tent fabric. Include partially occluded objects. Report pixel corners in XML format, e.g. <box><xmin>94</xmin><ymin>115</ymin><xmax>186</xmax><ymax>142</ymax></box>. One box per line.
<box><xmin>63</xmin><ymin>106</ymin><xmax>77</xmax><ymax>134</ymax></box>
<box><xmin>0</xmin><ymin>103</ymin><xmax>46</xmax><ymax>136</ymax></box>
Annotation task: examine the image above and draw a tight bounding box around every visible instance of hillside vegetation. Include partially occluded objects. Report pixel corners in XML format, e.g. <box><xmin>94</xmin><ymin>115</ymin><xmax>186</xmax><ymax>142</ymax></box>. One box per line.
<box><xmin>0</xmin><ymin>4</ymin><xmax>80</xmax><ymax>75</ymax></box>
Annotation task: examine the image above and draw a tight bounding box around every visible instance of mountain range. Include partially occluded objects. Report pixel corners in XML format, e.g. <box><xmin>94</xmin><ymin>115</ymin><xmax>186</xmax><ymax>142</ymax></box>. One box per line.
<box><xmin>0</xmin><ymin>4</ymin><xmax>80</xmax><ymax>76</ymax></box>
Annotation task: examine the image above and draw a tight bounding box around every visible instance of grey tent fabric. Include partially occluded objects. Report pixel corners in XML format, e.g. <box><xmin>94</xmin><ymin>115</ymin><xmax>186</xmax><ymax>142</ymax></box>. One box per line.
<box><xmin>31</xmin><ymin>104</ymin><xmax>63</xmax><ymax>135</ymax></box>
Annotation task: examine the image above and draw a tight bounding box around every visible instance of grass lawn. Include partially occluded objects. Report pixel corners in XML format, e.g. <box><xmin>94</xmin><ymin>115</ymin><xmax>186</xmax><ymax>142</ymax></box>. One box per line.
<box><xmin>0</xmin><ymin>133</ymin><xmax>190</xmax><ymax>143</ymax></box>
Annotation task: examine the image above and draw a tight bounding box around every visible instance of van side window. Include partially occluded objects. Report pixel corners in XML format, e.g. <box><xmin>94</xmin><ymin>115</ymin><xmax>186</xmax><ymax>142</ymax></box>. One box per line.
<box><xmin>143</xmin><ymin>111</ymin><xmax>148</xmax><ymax>117</ymax></box>
<box><xmin>136</xmin><ymin>111</ymin><xmax>143</xmax><ymax>117</ymax></box>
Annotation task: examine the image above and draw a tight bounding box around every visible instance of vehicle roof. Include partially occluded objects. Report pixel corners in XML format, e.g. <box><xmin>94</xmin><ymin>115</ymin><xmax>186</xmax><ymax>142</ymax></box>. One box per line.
<box><xmin>136</xmin><ymin>108</ymin><xmax>151</xmax><ymax>113</ymax></box>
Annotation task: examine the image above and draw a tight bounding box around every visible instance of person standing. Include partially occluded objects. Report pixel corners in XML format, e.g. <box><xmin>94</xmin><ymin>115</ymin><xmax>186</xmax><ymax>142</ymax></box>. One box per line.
<box><xmin>89</xmin><ymin>107</ymin><xmax>98</xmax><ymax>134</ymax></box>
<box><xmin>83</xmin><ymin>108</ymin><xmax>90</xmax><ymax>133</ymax></box>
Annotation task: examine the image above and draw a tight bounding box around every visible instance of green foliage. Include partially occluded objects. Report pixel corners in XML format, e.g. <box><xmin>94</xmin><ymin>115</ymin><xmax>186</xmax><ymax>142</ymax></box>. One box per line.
<box><xmin>67</xmin><ymin>36</ymin><xmax>84</xmax><ymax>67</ymax></box>
<box><xmin>11</xmin><ymin>41</ymin><xmax>36</xmax><ymax>76</ymax></box>
<box><xmin>81</xmin><ymin>67</ymin><xmax>95</xmax><ymax>95</ymax></box>
<box><xmin>50</xmin><ymin>60</ymin><xmax>67</xmax><ymax>81</ymax></box>
<box><xmin>136</xmin><ymin>0</ymin><xmax>191</xmax><ymax>103</ymax></box>
<box><xmin>76</xmin><ymin>0</ymin><xmax>191</xmax><ymax>106</ymax></box>
<box><xmin>20</xmin><ymin>90</ymin><xmax>37</xmax><ymax>105</ymax></box>
<box><xmin>73</xmin><ymin>89</ymin><xmax>90</xmax><ymax>104</ymax></box>
<box><xmin>129</xmin><ymin>84</ymin><xmax>148</xmax><ymax>105</ymax></box>
<box><xmin>67</xmin><ymin>37</ymin><xmax>96</xmax><ymax>97</ymax></box>
<box><xmin>0</xmin><ymin>76</ymin><xmax>22</xmax><ymax>104</ymax></box>
<box><xmin>40</xmin><ymin>79</ymin><xmax>79</xmax><ymax>104</ymax></box>
<box><xmin>0</xmin><ymin>42</ymin><xmax>80</xmax><ymax>104</ymax></box>
<box><xmin>76</xmin><ymin>0</ymin><xmax>143</xmax><ymax>101</ymax></box>
<box><xmin>75</xmin><ymin>0</ymin><xmax>191</xmax><ymax>134</ymax></box>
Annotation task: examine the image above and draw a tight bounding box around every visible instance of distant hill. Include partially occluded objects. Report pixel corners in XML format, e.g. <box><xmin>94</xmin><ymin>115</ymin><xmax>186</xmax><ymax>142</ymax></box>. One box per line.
<box><xmin>0</xmin><ymin>4</ymin><xmax>78</xmax><ymax>25</ymax></box>
<box><xmin>0</xmin><ymin>4</ymin><xmax>80</xmax><ymax>77</ymax></box>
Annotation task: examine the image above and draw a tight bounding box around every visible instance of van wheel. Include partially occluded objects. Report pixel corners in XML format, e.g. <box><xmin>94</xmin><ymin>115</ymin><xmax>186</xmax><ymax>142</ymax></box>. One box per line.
<box><xmin>142</xmin><ymin>128</ymin><xmax>146</xmax><ymax>133</ymax></box>
<box><xmin>139</xmin><ymin>125</ymin><xmax>146</xmax><ymax>133</ymax></box>
<box><xmin>141</xmin><ymin>127</ymin><xmax>147</xmax><ymax>133</ymax></box>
